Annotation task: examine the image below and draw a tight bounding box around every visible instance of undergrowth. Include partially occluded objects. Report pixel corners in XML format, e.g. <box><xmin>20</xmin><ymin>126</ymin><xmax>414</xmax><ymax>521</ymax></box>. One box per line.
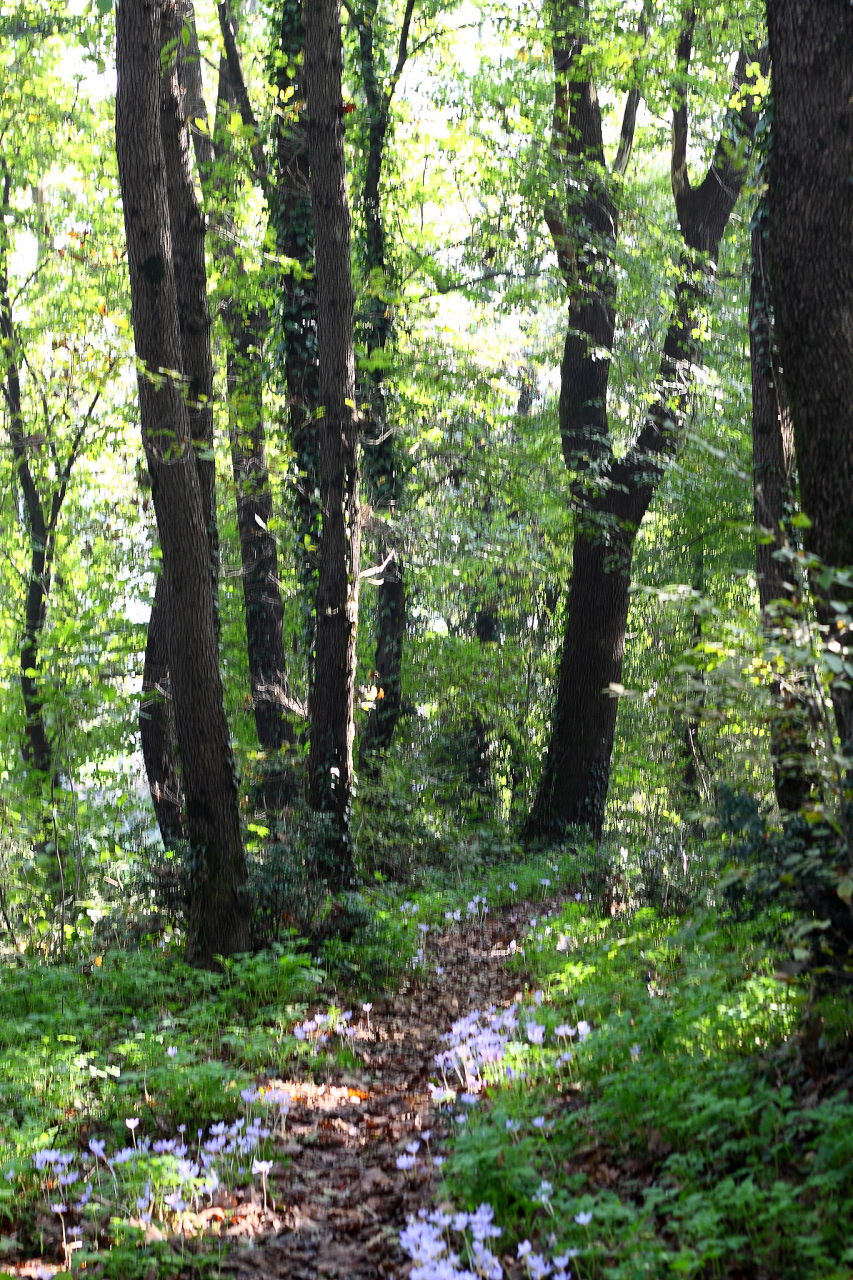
<box><xmin>435</xmin><ymin>901</ymin><xmax>853</xmax><ymax>1279</ymax></box>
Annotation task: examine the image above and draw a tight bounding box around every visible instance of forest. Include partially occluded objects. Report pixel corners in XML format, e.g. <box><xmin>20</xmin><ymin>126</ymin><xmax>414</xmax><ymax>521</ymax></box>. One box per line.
<box><xmin>0</xmin><ymin>0</ymin><xmax>851</xmax><ymax>1276</ymax></box>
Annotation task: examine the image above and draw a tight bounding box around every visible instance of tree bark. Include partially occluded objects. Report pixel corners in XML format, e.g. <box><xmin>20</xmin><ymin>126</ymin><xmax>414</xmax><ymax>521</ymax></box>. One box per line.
<box><xmin>528</xmin><ymin>6</ymin><xmax>764</xmax><ymax>840</ymax></box>
<box><xmin>750</xmin><ymin>211</ymin><xmax>810</xmax><ymax>813</ymax></box>
<box><xmin>115</xmin><ymin>0</ymin><xmax>249</xmax><ymax>963</ymax></box>
<box><xmin>305</xmin><ymin>0</ymin><xmax>360</xmax><ymax>878</ymax></box>
<box><xmin>765</xmin><ymin>0</ymin><xmax>853</xmax><ymax>756</ymax></box>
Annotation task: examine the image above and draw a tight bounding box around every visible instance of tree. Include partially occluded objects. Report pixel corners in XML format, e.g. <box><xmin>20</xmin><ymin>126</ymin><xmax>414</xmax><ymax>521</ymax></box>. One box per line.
<box><xmin>750</xmin><ymin>196</ymin><xmax>810</xmax><ymax>813</ymax></box>
<box><xmin>273</xmin><ymin>0</ymin><xmax>323</xmax><ymax>688</ymax></box>
<box><xmin>305</xmin><ymin>0</ymin><xmax>361</xmax><ymax>873</ymax></box>
<box><xmin>765</xmin><ymin>0</ymin><xmax>853</xmax><ymax>759</ymax></box>
<box><xmin>528</xmin><ymin>4</ymin><xmax>765</xmax><ymax>840</ymax></box>
<box><xmin>115</xmin><ymin>0</ymin><xmax>249</xmax><ymax>962</ymax></box>
<box><xmin>191</xmin><ymin>6</ymin><xmax>300</xmax><ymax>756</ymax></box>
<box><xmin>347</xmin><ymin>0</ymin><xmax>416</xmax><ymax>771</ymax></box>
<box><xmin>0</xmin><ymin>199</ymin><xmax>104</xmax><ymax>781</ymax></box>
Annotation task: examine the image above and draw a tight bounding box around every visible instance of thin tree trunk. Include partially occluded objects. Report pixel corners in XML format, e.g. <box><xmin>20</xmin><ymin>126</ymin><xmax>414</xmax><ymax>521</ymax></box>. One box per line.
<box><xmin>305</xmin><ymin>0</ymin><xmax>361</xmax><ymax>878</ymax></box>
<box><xmin>353</xmin><ymin>0</ymin><xmax>415</xmax><ymax>771</ymax></box>
<box><xmin>528</xmin><ymin>6</ymin><xmax>765</xmax><ymax>839</ymax></box>
<box><xmin>115</xmin><ymin>0</ymin><xmax>249</xmax><ymax>963</ymax></box>
<box><xmin>274</xmin><ymin>0</ymin><xmax>322</xmax><ymax>683</ymax></box>
<box><xmin>139</xmin><ymin>572</ymin><xmax>185</xmax><ymax>845</ymax></box>
<box><xmin>0</xmin><ymin>179</ymin><xmax>96</xmax><ymax>781</ymax></box>
<box><xmin>185</xmin><ymin>17</ymin><xmax>299</xmax><ymax>754</ymax></box>
<box><xmin>765</xmin><ymin>0</ymin><xmax>853</xmax><ymax>757</ymax></box>
<box><xmin>227</xmin><ymin>310</ymin><xmax>298</xmax><ymax>752</ymax></box>
<box><xmin>750</xmin><ymin>212</ymin><xmax>810</xmax><ymax>813</ymax></box>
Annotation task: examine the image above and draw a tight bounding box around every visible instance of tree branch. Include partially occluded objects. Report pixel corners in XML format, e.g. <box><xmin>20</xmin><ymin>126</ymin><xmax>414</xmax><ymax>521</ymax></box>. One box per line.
<box><xmin>217</xmin><ymin>2</ymin><xmax>267</xmax><ymax>188</ymax></box>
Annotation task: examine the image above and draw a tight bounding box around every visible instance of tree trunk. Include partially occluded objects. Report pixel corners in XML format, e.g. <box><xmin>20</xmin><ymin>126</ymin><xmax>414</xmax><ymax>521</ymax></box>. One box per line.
<box><xmin>160</xmin><ymin>10</ymin><xmax>219</xmax><ymax>630</ymax></box>
<box><xmin>353</xmin><ymin>0</ymin><xmax>414</xmax><ymax>771</ymax></box>
<box><xmin>115</xmin><ymin>0</ymin><xmax>249</xmax><ymax>963</ymax></box>
<box><xmin>305</xmin><ymin>0</ymin><xmax>360</xmax><ymax>879</ymax></box>
<box><xmin>139</xmin><ymin>572</ymin><xmax>185</xmax><ymax>845</ymax></box>
<box><xmin>1</xmin><ymin>204</ymin><xmax>52</xmax><ymax>778</ymax></box>
<box><xmin>227</xmin><ymin>310</ymin><xmax>297</xmax><ymax>751</ymax></box>
<box><xmin>274</xmin><ymin>0</ymin><xmax>322</xmax><ymax>681</ymax></box>
<box><xmin>188</xmin><ymin>18</ymin><xmax>298</xmax><ymax>754</ymax></box>
<box><xmin>528</xmin><ymin>7</ymin><xmax>764</xmax><ymax>840</ymax></box>
<box><xmin>765</xmin><ymin>0</ymin><xmax>853</xmax><ymax>755</ymax></box>
<box><xmin>750</xmin><ymin>212</ymin><xmax>810</xmax><ymax>813</ymax></box>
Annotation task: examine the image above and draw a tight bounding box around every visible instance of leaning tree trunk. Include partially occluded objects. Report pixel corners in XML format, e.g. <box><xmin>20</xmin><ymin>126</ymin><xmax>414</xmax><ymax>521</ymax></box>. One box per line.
<box><xmin>765</xmin><ymin>0</ymin><xmax>853</xmax><ymax>757</ymax></box>
<box><xmin>528</xmin><ymin>6</ymin><xmax>765</xmax><ymax>840</ymax></box>
<box><xmin>139</xmin><ymin>4</ymin><xmax>224</xmax><ymax>845</ymax></box>
<box><xmin>305</xmin><ymin>0</ymin><xmax>361</xmax><ymax>882</ymax></box>
<box><xmin>750</xmin><ymin>211</ymin><xmax>810</xmax><ymax>813</ymax></box>
<box><xmin>115</xmin><ymin>0</ymin><xmax>249</xmax><ymax>963</ymax></box>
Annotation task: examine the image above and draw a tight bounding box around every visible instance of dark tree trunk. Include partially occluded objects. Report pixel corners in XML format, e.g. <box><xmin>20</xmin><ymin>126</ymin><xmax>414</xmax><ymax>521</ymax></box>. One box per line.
<box><xmin>274</xmin><ymin>0</ymin><xmax>322</xmax><ymax>679</ymax></box>
<box><xmin>115</xmin><ymin>0</ymin><xmax>249</xmax><ymax>963</ymax></box>
<box><xmin>305</xmin><ymin>0</ymin><xmax>361</xmax><ymax>878</ymax></box>
<box><xmin>750</xmin><ymin>212</ymin><xmax>810</xmax><ymax>813</ymax></box>
<box><xmin>140</xmin><ymin>572</ymin><xmax>184</xmax><ymax>845</ymax></box>
<box><xmin>160</xmin><ymin>10</ymin><xmax>219</xmax><ymax>629</ymax></box>
<box><xmin>187</xmin><ymin>18</ymin><xmax>298</xmax><ymax>754</ymax></box>
<box><xmin>528</xmin><ymin>6</ymin><xmax>765</xmax><ymax>840</ymax></box>
<box><xmin>353</xmin><ymin>0</ymin><xmax>414</xmax><ymax>771</ymax></box>
<box><xmin>227</xmin><ymin>311</ymin><xmax>297</xmax><ymax>751</ymax></box>
<box><xmin>765</xmin><ymin>0</ymin><xmax>853</xmax><ymax>755</ymax></box>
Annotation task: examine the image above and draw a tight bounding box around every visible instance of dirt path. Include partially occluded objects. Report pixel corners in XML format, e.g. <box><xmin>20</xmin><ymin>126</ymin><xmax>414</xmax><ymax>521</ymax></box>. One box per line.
<box><xmin>217</xmin><ymin>910</ymin><xmax>527</xmax><ymax>1280</ymax></box>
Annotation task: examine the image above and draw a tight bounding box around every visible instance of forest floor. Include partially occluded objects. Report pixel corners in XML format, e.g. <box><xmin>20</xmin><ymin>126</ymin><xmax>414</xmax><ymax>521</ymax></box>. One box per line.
<box><xmin>4</xmin><ymin>859</ymin><xmax>853</xmax><ymax>1280</ymax></box>
<box><xmin>202</xmin><ymin>907</ymin><xmax>528</xmax><ymax>1280</ymax></box>
<box><xmin>0</xmin><ymin>897</ymin><xmax>537</xmax><ymax>1280</ymax></box>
